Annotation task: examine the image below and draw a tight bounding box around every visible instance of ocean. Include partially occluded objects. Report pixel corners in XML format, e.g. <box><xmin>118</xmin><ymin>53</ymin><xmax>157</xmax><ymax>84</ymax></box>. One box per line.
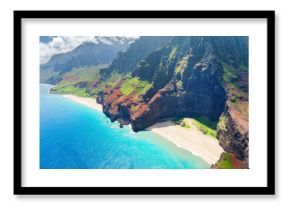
<box><xmin>40</xmin><ymin>84</ymin><xmax>210</xmax><ymax>169</ymax></box>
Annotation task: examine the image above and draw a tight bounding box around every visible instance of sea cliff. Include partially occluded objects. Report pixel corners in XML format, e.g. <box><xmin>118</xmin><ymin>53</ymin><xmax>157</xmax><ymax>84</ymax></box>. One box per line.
<box><xmin>45</xmin><ymin>36</ymin><xmax>249</xmax><ymax>168</ymax></box>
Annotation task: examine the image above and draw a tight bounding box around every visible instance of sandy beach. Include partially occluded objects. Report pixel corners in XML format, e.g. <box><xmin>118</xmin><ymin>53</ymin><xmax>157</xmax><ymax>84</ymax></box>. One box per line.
<box><xmin>147</xmin><ymin>120</ymin><xmax>224</xmax><ymax>165</ymax></box>
<box><xmin>63</xmin><ymin>95</ymin><xmax>103</xmax><ymax>112</ymax></box>
<box><xmin>64</xmin><ymin>94</ymin><xmax>223</xmax><ymax>165</ymax></box>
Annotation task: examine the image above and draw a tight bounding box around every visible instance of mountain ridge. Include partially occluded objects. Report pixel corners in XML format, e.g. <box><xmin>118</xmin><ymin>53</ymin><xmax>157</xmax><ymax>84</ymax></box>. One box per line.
<box><xmin>40</xmin><ymin>40</ymin><xmax>131</xmax><ymax>84</ymax></box>
<box><xmin>45</xmin><ymin>36</ymin><xmax>249</xmax><ymax>168</ymax></box>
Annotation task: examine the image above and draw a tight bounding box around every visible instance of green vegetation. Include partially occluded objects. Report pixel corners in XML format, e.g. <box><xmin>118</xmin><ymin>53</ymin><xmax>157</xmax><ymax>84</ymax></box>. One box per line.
<box><xmin>49</xmin><ymin>65</ymin><xmax>108</xmax><ymax>97</ymax></box>
<box><xmin>194</xmin><ymin>116</ymin><xmax>217</xmax><ymax>130</ymax></box>
<box><xmin>175</xmin><ymin>55</ymin><xmax>188</xmax><ymax>74</ymax></box>
<box><xmin>169</xmin><ymin>47</ymin><xmax>177</xmax><ymax>60</ymax></box>
<box><xmin>63</xmin><ymin>66</ymin><xmax>102</xmax><ymax>82</ymax></box>
<box><xmin>222</xmin><ymin>62</ymin><xmax>248</xmax><ymax>96</ymax></box>
<box><xmin>40</xmin><ymin>68</ymin><xmax>61</xmax><ymax>84</ymax></box>
<box><xmin>130</xmin><ymin>104</ymin><xmax>140</xmax><ymax>112</ymax></box>
<box><xmin>173</xmin><ymin>117</ymin><xmax>217</xmax><ymax>136</ymax></box>
<box><xmin>174</xmin><ymin>118</ymin><xmax>191</xmax><ymax>129</ymax></box>
<box><xmin>120</xmin><ymin>77</ymin><xmax>153</xmax><ymax>96</ymax></box>
<box><xmin>227</xmin><ymin>83</ymin><xmax>247</xmax><ymax>99</ymax></box>
<box><xmin>222</xmin><ymin>61</ymin><xmax>249</xmax><ymax>124</ymax></box>
<box><xmin>90</xmin><ymin>72</ymin><xmax>123</xmax><ymax>95</ymax></box>
<box><xmin>50</xmin><ymin>83</ymin><xmax>90</xmax><ymax>97</ymax></box>
<box><xmin>239</xmin><ymin>64</ymin><xmax>248</xmax><ymax>72</ymax></box>
<box><xmin>222</xmin><ymin>62</ymin><xmax>238</xmax><ymax>84</ymax></box>
<box><xmin>175</xmin><ymin>80</ymin><xmax>183</xmax><ymax>90</ymax></box>
<box><xmin>218</xmin><ymin>114</ymin><xmax>227</xmax><ymax>130</ymax></box>
<box><xmin>215</xmin><ymin>152</ymin><xmax>233</xmax><ymax>169</ymax></box>
<box><xmin>191</xmin><ymin>117</ymin><xmax>217</xmax><ymax>138</ymax></box>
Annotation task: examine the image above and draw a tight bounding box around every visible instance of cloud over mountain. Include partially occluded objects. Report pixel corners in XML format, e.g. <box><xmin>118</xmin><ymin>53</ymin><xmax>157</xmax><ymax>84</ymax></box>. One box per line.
<box><xmin>40</xmin><ymin>36</ymin><xmax>138</xmax><ymax>64</ymax></box>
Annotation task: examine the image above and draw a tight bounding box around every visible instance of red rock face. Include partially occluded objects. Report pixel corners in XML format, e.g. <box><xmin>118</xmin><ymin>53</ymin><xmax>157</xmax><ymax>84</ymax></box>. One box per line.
<box><xmin>148</xmin><ymin>92</ymin><xmax>162</xmax><ymax>104</ymax></box>
<box><xmin>99</xmin><ymin>59</ymin><xmax>227</xmax><ymax>132</ymax></box>
<box><xmin>211</xmin><ymin>152</ymin><xmax>247</xmax><ymax>169</ymax></box>
<box><xmin>229</xmin><ymin>104</ymin><xmax>248</xmax><ymax>136</ymax></box>
<box><xmin>231</xmin><ymin>154</ymin><xmax>244</xmax><ymax>169</ymax></box>
<box><xmin>216</xmin><ymin>100</ymin><xmax>249</xmax><ymax>168</ymax></box>
<box><xmin>98</xmin><ymin>82</ymin><xmax>147</xmax><ymax>127</ymax></box>
<box><xmin>97</xmin><ymin>80</ymin><xmax>165</xmax><ymax>131</ymax></box>
<box><xmin>131</xmin><ymin>104</ymin><xmax>149</xmax><ymax>120</ymax></box>
<box><xmin>106</xmin><ymin>89</ymin><xmax>122</xmax><ymax>105</ymax></box>
<box><xmin>90</xmin><ymin>36</ymin><xmax>249</xmax><ymax>169</ymax></box>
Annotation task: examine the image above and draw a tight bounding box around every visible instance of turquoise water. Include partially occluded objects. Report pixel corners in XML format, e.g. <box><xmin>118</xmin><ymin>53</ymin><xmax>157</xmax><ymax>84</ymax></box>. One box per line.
<box><xmin>40</xmin><ymin>84</ymin><xmax>210</xmax><ymax>169</ymax></box>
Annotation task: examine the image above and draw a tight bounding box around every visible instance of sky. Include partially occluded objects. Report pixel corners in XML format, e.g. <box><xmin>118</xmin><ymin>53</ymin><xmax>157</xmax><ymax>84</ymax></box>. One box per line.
<box><xmin>39</xmin><ymin>36</ymin><xmax>138</xmax><ymax>64</ymax></box>
<box><xmin>40</xmin><ymin>36</ymin><xmax>55</xmax><ymax>43</ymax></box>
<box><xmin>39</xmin><ymin>36</ymin><xmax>100</xmax><ymax>64</ymax></box>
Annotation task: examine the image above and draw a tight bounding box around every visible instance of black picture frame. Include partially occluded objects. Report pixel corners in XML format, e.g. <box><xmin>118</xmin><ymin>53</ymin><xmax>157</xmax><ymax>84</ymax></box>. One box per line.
<box><xmin>14</xmin><ymin>10</ymin><xmax>275</xmax><ymax>195</ymax></box>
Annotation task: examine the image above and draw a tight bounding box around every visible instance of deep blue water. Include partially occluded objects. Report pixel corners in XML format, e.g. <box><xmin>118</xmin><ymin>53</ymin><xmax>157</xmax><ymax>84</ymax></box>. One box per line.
<box><xmin>40</xmin><ymin>84</ymin><xmax>209</xmax><ymax>169</ymax></box>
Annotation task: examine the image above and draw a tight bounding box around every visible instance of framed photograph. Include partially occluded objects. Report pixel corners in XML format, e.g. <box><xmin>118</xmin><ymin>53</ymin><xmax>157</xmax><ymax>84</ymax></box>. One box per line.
<box><xmin>14</xmin><ymin>10</ymin><xmax>275</xmax><ymax>195</ymax></box>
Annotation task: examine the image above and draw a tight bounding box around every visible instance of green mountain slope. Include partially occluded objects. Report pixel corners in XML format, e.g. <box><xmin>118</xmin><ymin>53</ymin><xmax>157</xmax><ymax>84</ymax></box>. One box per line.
<box><xmin>100</xmin><ymin>36</ymin><xmax>173</xmax><ymax>78</ymax></box>
<box><xmin>95</xmin><ymin>36</ymin><xmax>249</xmax><ymax>168</ymax></box>
<box><xmin>40</xmin><ymin>41</ymin><xmax>130</xmax><ymax>84</ymax></box>
<box><xmin>44</xmin><ymin>36</ymin><xmax>249</xmax><ymax>168</ymax></box>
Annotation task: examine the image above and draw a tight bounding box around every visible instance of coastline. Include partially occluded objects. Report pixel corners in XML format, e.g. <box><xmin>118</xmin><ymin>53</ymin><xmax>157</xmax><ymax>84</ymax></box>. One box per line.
<box><xmin>147</xmin><ymin>120</ymin><xmax>224</xmax><ymax>166</ymax></box>
<box><xmin>63</xmin><ymin>95</ymin><xmax>103</xmax><ymax>112</ymax></box>
<box><xmin>62</xmin><ymin>94</ymin><xmax>223</xmax><ymax>166</ymax></box>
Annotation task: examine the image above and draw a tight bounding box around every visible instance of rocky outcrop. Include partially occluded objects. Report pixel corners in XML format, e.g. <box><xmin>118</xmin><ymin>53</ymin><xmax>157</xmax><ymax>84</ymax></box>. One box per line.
<box><xmin>97</xmin><ymin>82</ymin><xmax>132</xmax><ymax>125</ymax></box>
<box><xmin>132</xmin><ymin>58</ymin><xmax>226</xmax><ymax>131</ymax></box>
<box><xmin>98</xmin><ymin>57</ymin><xmax>227</xmax><ymax>132</ymax></box>
<box><xmin>211</xmin><ymin>152</ymin><xmax>246</xmax><ymax>169</ymax></box>
<box><xmin>94</xmin><ymin>36</ymin><xmax>249</xmax><ymax>168</ymax></box>
<box><xmin>215</xmin><ymin>100</ymin><xmax>249</xmax><ymax>168</ymax></box>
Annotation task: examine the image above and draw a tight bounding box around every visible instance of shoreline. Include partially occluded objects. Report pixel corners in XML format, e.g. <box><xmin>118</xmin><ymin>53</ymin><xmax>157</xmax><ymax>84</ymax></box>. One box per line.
<box><xmin>63</xmin><ymin>95</ymin><xmax>103</xmax><ymax>112</ymax></box>
<box><xmin>62</xmin><ymin>94</ymin><xmax>223</xmax><ymax>166</ymax></box>
<box><xmin>147</xmin><ymin>120</ymin><xmax>224</xmax><ymax>166</ymax></box>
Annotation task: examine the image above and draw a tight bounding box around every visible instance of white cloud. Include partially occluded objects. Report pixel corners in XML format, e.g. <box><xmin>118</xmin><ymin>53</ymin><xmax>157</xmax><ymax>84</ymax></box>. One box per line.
<box><xmin>40</xmin><ymin>36</ymin><xmax>139</xmax><ymax>64</ymax></box>
<box><xmin>39</xmin><ymin>36</ymin><xmax>98</xmax><ymax>64</ymax></box>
